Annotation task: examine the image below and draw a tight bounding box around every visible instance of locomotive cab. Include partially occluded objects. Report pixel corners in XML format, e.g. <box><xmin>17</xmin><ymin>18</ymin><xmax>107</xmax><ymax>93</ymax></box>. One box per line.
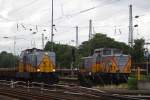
<box><xmin>93</xmin><ymin>48</ymin><xmax>131</xmax><ymax>73</ymax></box>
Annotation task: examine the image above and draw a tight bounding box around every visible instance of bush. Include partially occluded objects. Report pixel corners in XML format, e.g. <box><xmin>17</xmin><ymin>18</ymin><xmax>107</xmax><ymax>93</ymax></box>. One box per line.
<box><xmin>128</xmin><ymin>77</ymin><xmax>137</xmax><ymax>90</ymax></box>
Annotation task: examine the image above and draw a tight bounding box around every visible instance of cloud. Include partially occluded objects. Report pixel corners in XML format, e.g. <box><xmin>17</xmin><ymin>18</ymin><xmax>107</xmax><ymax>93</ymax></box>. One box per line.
<box><xmin>0</xmin><ymin>0</ymin><xmax>150</xmax><ymax>53</ymax></box>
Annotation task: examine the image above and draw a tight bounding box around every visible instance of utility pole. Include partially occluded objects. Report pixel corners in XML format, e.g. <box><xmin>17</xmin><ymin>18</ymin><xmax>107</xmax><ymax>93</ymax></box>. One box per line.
<box><xmin>51</xmin><ymin>0</ymin><xmax>54</xmax><ymax>51</ymax></box>
<box><xmin>89</xmin><ymin>19</ymin><xmax>92</xmax><ymax>40</ymax></box>
<box><xmin>76</xmin><ymin>26</ymin><xmax>78</xmax><ymax>47</ymax></box>
<box><xmin>129</xmin><ymin>4</ymin><xmax>133</xmax><ymax>47</ymax></box>
<box><xmin>14</xmin><ymin>36</ymin><xmax>16</xmax><ymax>55</ymax></box>
<box><xmin>42</xmin><ymin>34</ymin><xmax>44</xmax><ymax>49</ymax></box>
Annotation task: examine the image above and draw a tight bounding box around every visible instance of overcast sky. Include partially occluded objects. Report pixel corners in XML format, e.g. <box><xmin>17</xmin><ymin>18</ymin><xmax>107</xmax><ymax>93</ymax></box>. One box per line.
<box><xmin>0</xmin><ymin>0</ymin><xmax>150</xmax><ymax>54</ymax></box>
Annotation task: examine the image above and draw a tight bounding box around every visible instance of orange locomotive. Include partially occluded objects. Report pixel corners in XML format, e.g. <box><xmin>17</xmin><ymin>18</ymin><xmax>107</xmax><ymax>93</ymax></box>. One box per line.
<box><xmin>16</xmin><ymin>48</ymin><xmax>58</xmax><ymax>83</ymax></box>
<box><xmin>78</xmin><ymin>48</ymin><xmax>131</xmax><ymax>86</ymax></box>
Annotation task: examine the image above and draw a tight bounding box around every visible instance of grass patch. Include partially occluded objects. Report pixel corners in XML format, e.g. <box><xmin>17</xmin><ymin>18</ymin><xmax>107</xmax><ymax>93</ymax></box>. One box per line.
<box><xmin>95</xmin><ymin>83</ymin><xmax>128</xmax><ymax>90</ymax></box>
<box><xmin>128</xmin><ymin>77</ymin><xmax>137</xmax><ymax>90</ymax></box>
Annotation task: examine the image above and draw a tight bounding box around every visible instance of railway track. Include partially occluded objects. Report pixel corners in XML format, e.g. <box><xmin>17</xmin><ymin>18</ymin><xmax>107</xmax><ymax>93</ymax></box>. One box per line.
<box><xmin>59</xmin><ymin>77</ymin><xmax>79</xmax><ymax>86</ymax></box>
<box><xmin>0</xmin><ymin>80</ymin><xmax>149</xmax><ymax>100</ymax></box>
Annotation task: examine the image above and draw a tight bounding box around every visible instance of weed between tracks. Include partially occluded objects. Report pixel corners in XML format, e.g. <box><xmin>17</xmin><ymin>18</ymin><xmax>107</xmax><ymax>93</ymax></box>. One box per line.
<box><xmin>94</xmin><ymin>83</ymin><xmax>128</xmax><ymax>90</ymax></box>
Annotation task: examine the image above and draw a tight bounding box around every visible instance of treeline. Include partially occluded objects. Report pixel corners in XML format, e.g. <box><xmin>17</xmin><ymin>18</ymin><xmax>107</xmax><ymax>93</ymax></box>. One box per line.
<box><xmin>44</xmin><ymin>33</ymin><xmax>146</xmax><ymax>68</ymax></box>
<box><xmin>0</xmin><ymin>51</ymin><xmax>18</xmax><ymax>68</ymax></box>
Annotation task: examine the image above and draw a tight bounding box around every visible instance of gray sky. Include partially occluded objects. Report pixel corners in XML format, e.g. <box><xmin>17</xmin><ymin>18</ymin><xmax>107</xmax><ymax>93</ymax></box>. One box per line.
<box><xmin>0</xmin><ymin>0</ymin><xmax>150</xmax><ymax>54</ymax></box>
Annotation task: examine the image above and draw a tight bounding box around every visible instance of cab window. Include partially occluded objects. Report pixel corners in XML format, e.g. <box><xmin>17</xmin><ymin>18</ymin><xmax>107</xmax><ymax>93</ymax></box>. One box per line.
<box><xmin>114</xmin><ymin>49</ymin><xmax>122</xmax><ymax>55</ymax></box>
<box><xmin>103</xmin><ymin>50</ymin><xmax>111</xmax><ymax>55</ymax></box>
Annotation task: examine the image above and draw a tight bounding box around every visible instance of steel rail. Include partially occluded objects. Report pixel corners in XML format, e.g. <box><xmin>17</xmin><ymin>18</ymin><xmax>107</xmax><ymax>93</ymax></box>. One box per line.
<box><xmin>0</xmin><ymin>80</ymin><xmax>149</xmax><ymax>100</ymax></box>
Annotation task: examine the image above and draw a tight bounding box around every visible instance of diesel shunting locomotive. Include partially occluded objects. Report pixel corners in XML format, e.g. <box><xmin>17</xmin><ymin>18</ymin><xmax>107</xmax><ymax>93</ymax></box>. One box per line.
<box><xmin>78</xmin><ymin>48</ymin><xmax>131</xmax><ymax>86</ymax></box>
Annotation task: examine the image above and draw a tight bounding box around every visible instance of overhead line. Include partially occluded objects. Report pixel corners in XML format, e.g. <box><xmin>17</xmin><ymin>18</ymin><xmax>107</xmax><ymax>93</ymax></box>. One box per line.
<box><xmin>54</xmin><ymin>0</ymin><xmax>121</xmax><ymax>22</ymax></box>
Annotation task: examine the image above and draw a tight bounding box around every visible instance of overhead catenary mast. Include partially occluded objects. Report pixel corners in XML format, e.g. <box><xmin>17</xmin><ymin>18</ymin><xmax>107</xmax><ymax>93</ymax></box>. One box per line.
<box><xmin>42</xmin><ymin>33</ymin><xmax>44</xmax><ymax>49</ymax></box>
<box><xmin>89</xmin><ymin>19</ymin><xmax>92</xmax><ymax>40</ymax></box>
<box><xmin>51</xmin><ymin>0</ymin><xmax>54</xmax><ymax>51</ymax></box>
<box><xmin>76</xmin><ymin>26</ymin><xmax>78</xmax><ymax>47</ymax></box>
<box><xmin>128</xmin><ymin>4</ymin><xmax>133</xmax><ymax>47</ymax></box>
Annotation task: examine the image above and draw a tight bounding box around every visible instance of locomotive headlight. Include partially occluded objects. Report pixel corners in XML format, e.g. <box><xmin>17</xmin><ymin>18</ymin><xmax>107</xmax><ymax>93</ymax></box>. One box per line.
<box><xmin>53</xmin><ymin>69</ymin><xmax>55</xmax><ymax>72</ymax></box>
<box><xmin>37</xmin><ymin>68</ymin><xmax>40</xmax><ymax>72</ymax></box>
<box><xmin>89</xmin><ymin>72</ymin><xmax>92</xmax><ymax>75</ymax></box>
<box><xmin>45</xmin><ymin>52</ymin><xmax>48</xmax><ymax>55</ymax></box>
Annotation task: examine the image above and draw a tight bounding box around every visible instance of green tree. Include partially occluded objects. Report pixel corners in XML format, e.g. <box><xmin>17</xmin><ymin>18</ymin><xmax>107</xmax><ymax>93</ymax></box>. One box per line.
<box><xmin>44</xmin><ymin>41</ymin><xmax>74</xmax><ymax>68</ymax></box>
<box><xmin>132</xmin><ymin>38</ymin><xmax>145</xmax><ymax>63</ymax></box>
<box><xmin>78</xmin><ymin>33</ymin><xmax>130</xmax><ymax>57</ymax></box>
<box><xmin>0</xmin><ymin>51</ymin><xmax>18</xmax><ymax>68</ymax></box>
